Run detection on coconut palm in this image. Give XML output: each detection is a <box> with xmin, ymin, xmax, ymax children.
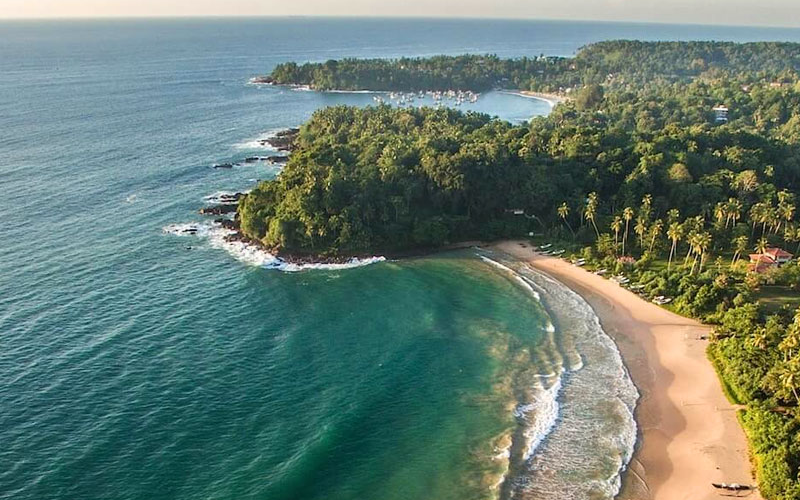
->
<box><xmin>666</xmin><ymin>222</ymin><xmax>683</xmax><ymax>270</ymax></box>
<box><xmin>634</xmin><ymin>216</ymin><xmax>648</xmax><ymax>249</ymax></box>
<box><xmin>557</xmin><ymin>202</ymin><xmax>574</xmax><ymax>237</ymax></box>
<box><xmin>779</xmin><ymin>360</ymin><xmax>800</xmax><ymax>404</ymax></box>
<box><xmin>694</xmin><ymin>232</ymin><xmax>712</xmax><ymax>274</ymax></box>
<box><xmin>584</xmin><ymin>192</ymin><xmax>600</xmax><ymax>238</ymax></box>
<box><xmin>648</xmin><ymin>219</ymin><xmax>663</xmax><ymax>253</ymax></box>
<box><xmin>755</xmin><ymin>237</ymin><xmax>769</xmax><ymax>255</ymax></box>
<box><xmin>714</xmin><ymin>201</ymin><xmax>726</xmax><ymax>228</ymax></box>
<box><xmin>640</xmin><ymin>194</ymin><xmax>652</xmax><ymax>221</ymax></box>
<box><xmin>748</xmin><ymin>329</ymin><xmax>769</xmax><ymax>350</ymax></box>
<box><xmin>667</xmin><ymin>208</ymin><xmax>680</xmax><ymax>224</ymax></box>
<box><xmin>750</xmin><ymin>202</ymin><xmax>765</xmax><ymax>238</ymax></box>
<box><xmin>611</xmin><ymin>216</ymin><xmax>623</xmax><ymax>249</ymax></box>
<box><xmin>726</xmin><ymin>198</ymin><xmax>742</xmax><ymax>228</ymax></box>
<box><xmin>777</xmin><ymin>193</ymin><xmax>795</xmax><ymax>234</ymax></box>
<box><xmin>622</xmin><ymin>207</ymin><xmax>634</xmax><ymax>255</ymax></box>
<box><xmin>731</xmin><ymin>235</ymin><xmax>749</xmax><ymax>265</ymax></box>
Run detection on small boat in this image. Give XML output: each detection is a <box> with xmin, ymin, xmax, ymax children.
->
<box><xmin>712</xmin><ymin>483</ymin><xmax>753</xmax><ymax>491</ymax></box>
<box><xmin>539</xmin><ymin>243</ymin><xmax>553</xmax><ymax>250</ymax></box>
<box><xmin>551</xmin><ymin>249</ymin><xmax>565</xmax><ymax>256</ymax></box>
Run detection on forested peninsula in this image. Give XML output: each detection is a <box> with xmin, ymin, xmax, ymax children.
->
<box><xmin>239</xmin><ymin>41</ymin><xmax>800</xmax><ymax>499</ymax></box>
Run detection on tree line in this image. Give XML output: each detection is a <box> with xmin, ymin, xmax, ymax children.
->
<box><xmin>241</xmin><ymin>41</ymin><xmax>800</xmax><ymax>498</ymax></box>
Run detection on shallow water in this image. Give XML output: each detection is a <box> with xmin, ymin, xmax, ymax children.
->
<box><xmin>3</xmin><ymin>17</ymin><xmax>800</xmax><ymax>500</ymax></box>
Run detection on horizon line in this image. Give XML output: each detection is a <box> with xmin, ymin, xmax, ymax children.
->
<box><xmin>1</xmin><ymin>14</ymin><xmax>799</xmax><ymax>30</ymax></box>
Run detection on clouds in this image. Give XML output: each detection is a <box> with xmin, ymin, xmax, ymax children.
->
<box><xmin>1</xmin><ymin>0</ymin><xmax>799</xmax><ymax>27</ymax></box>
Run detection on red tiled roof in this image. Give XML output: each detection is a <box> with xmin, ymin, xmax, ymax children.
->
<box><xmin>749</xmin><ymin>253</ymin><xmax>777</xmax><ymax>264</ymax></box>
<box><xmin>766</xmin><ymin>247</ymin><xmax>793</xmax><ymax>259</ymax></box>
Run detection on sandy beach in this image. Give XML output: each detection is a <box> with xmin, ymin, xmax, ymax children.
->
<box><xmin>492</xmin><ymin>241</ymin><xmax>760</xmax><ymax>500</ymax></box>
<box><xmin>507</xmin><ymin>90</ymin><xmax>568</xmax><ymax>107</ymax></box>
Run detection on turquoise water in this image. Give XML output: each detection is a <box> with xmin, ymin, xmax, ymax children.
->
<box><xmin>3</xmin><ymin>17</ymin><xmax>800</xmax><ymax>500</ymax></box>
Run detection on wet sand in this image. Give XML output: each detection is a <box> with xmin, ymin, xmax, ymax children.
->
<box><xmin>492</xmin><ymin>241</ymin><xmax>760</xmax><ymax>500</ymax></box>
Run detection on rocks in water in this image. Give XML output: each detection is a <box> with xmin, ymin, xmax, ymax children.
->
<box><xmin>259</xmin><ymin>128</ymin><xmax>299</xmax><ymax>152</ymax></box>
<box><xmin>199</xmin><ymin>204</ymin><xmax>237</xmax><ymax>215</ymax></box>
<box><xmin>217</xmin><ymin>192</ymin><xmax>245</xmax><ymax>203</ymax></box>
<box><xmin>213</xmin><ymin>163</ymin><xmax>234</xmax><ymax>169</ymax></box>
<box><xmin>215</xmin><ymin>218</ymin><xmax>238</xmax><ymax>230</ymax></box>
<box><xmin>249</xmin><ymin>75</ymin><xmax>274</xmax><ymax>84</ymax></box>
<box><xmin>266</xmin><ymin>155</ymin><xmax>289</xmax><ymax>164</ymax></box>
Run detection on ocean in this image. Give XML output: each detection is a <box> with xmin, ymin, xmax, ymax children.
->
<box><xmin>3</xmin><ymin>17</ymin><xmax>800</xmax><ymax>500</ymax></box>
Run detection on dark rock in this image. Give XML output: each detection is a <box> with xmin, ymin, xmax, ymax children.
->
<box><xmin>215</xmin><ymin>218</ymin><xmax>238</xmax><ymax>230</ymax></box>
<box><xmin>250</xmin><ymin>76</ymin><xmax>274</xmax><ymax>84</ymax></box>
<box><xmin>213</xmin><ymin>163</ymin><xmax>234</xmax><ymax>169</ymax></box>
<box><xmin>199</xmin><ymin>204</ymin><xmax>237</xmax><ymax>215</ymax></box>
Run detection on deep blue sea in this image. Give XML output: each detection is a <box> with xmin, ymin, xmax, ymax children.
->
<box><xmin>3</xmin><ymin>17</ymin><xmax>800</xmax><ymax>500</ymax></box>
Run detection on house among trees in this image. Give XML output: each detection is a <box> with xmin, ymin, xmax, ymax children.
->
<box><xmin>712</xmin><ymin>105</ymin><xmax>729</xmax><ymax>123</ymax></box>
<box><xmin>748</xmin><ymin>247</ymin><xmax>794</xmax><ymax>273</ymax></box>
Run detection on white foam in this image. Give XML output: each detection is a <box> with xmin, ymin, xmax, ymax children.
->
<box><xmin>478</xmin><ymin>255</ymin><xmax>541</xmax><ymax>300</ymax></box>
<box><xmin>163</xmin><ymin>221</ymin><xmax>385</xmax><ymax>272</ymax></box>
<box><xmin>233</xmin><ymin>129</ymin><xmax>285</xmax><ymax>151</ymax></box>
<box><xmin>203</xmin><ymin>190</ymin><xmax>249</xmax><ymax>205</ymax></box>
<box><xmin>513</xmin><ymin>263</ymin><xmax>639</xmax><ymax>500</ymax></box>
<box><xmin>515</xmin><ymin>374</ymin><xmax>563</xmax><ymax>462</ymax></box>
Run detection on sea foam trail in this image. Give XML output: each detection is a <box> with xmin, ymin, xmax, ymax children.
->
<box><xmin>162</xmin><ymin>222</ymin><xmax>385</xmax><ymax>272</ymax></box>
<box><xmin>233</xmin><ymin>129</ymin><xmax>285</xmax><ymax>150</ymax></box>
<box><xmin>476</xmin><ymin>252</ymin><xmax>638</xmax><ymax>500</ymax></box>
<box><xmin>515</xmin><ymin>263</ymin><xmax>639</xmax><ymax>500</ymax></box>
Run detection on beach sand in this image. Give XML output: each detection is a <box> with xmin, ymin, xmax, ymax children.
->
<box><xmin>511</xmin><ymin>90</ymin><xmax>568</xmax><ymax>107</ymax></box>
<box><xmin>492</xmin><ymin>241</ymin><xmax>761</xmax><ymax>500</ymax></box>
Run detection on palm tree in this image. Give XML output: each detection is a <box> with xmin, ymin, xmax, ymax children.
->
<box><xmin>640</xmin><ymin>194</ymin><xmax>652</xmax><ymax>221</ymax></box>
<box><xmin>714</xmin><ymin>202</ymin><xmax>727</xmax><ymax>228</ymax></box>
<box><xmin>777</xmin><ymin>196</ymin><xmax>795</xmax><ymax>234</ymax></box>
<box><xmin>748</xmin><ymin>329</ymin><xmax>769</xmax><ymax>350</ymax></box>
<box><xmin>622</xmin><ymin>206</ymin><xmax>634</xmax><ymax>255</ymax></box>
<box><xmin>558</xmin><ymin>202</ymin><xmax>574</xmax><ymax>237</ymax></box>
<box><xmin>634</xmin><ymin>216</ymin><xmax>648</xmax><ymax>249</ymax></box>
<box><xmin>750</xmin><ymin>202</ymin><xmax>765</xmax><ymax>238</ymax></box>
<box><xmin>648</xmin><ymin>219</ymin><xmax>663</xmax><ymax>253</ymax></box>
<box><xmin>667</xmin><ymin>208</ymin><xmax>680</xmax><ymax>224</ymax></box>
<box><xmin>611</xmin><ymin>216</ymin><xmax>623</xmax><ymax>249</ymax></box>
<box><xmin>685</xmin><ymin>231</ymin><xmax>697</xmax><ymax>267</ymax></box>
<box><xmin>755</xmin><ymin>237</ymin><xmax>769</xmax><ymax>255</ymax></box>
<box><xmin>795</xmin><ymin>227</ymin><xmax>800</xmax><ymax>255</ymax></box>
<box><xmin>731</xmin><ymin>235</ymin><xmax>749</xmax><ymax>265</ymax></box>
<box><xmin>779</xmin><ymin>360</ymin><xmax>800</xmax><ymax>404</ymax></box>
<box><xmin>584</xmin><ymin>192</ymin><xmax>600</xmax><ymax>238</ymax></box>
<box><xmin>726</xmin><ymin>198</ymin><xmax>742</xmax><ymax>228</ymax></box>
<box><xmin>693</xmin><ymin>232</ymin><xmax>712</xmax><ymax>274</ymax></box>
<box><xmin>666</xmin><ymin>222</ymin><xmax>683</xmax><ymax>270</ymax></box>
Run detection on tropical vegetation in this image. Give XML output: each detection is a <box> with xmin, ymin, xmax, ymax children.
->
<box><xmin>240</xmin><ymin>41</ymin><xmax>800</xmax><ymax>498</ymax></box>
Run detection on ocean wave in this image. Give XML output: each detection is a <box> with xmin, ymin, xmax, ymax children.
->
<box><xmin>515</xmin><ymin>374</ymin><xmax>563</xmax><ymax>462</ymax></box>
<box><xmin>475</xmin><ymin>252</ymin><xmax>639</xmax><ymax>499</ymax></box>
<box><xmin>203</xmin><ymin>190</ymin><xmax>249</xmax><ymax>205</ymax></box>
<box><xmin>515</xmin><ymin>263</ymin><xmax>639</xmax><ymax>500</ymax></box>
<box><xmin>477</xmin><ymin>255</ymin><xmax>541</xmax><ymax>300</ymax></box>
<box><xmin>163</xmin><ymin>222</ymin><xmax>385</xmax><ymax>272</ymax></box>
<box><xmin>233</xmin><ymin>129</ymin><xmax>284</xmax><ymax>151</ymax></box>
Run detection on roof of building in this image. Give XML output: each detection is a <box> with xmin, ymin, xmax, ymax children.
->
<box><xmin>766</xmin><ymin>247</ymin><xmax>793</xmax><ymax>259</ymax></box>
<box><xmin>749</xmin><ymin>253</ymin><xmax>777</xmax><ymax>264</ymax></box>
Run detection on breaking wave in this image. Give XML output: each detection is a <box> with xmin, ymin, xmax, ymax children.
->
<box><xmin>162</xmin><ymin>222</ymin><xmax>385</xmax><ymax>272</ymax></box>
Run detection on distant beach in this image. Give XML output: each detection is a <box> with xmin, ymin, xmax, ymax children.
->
<box><xmin>492</xmin><ymin>241</ymin><xmax>760</xmax><ymax>500</ymax></box>
<box><xmin>504</xmin><ymin>90</ymin><xmax>568</xmax><ymax>108</ymax></box>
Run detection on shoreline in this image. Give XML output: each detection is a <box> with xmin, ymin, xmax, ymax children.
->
<box><xmin>504</xmin><ymin>90</ymin><xmax>567</xmax><ymax>108</ymax></box>
<box><xmin>491</xmin><ymin>240</ymin><xmax>760</xmax><ymax>500</ymax></box>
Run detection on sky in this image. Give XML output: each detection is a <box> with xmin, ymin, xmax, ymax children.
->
<box><xmin>2</xmin><ymin>0</ymin><xmax>800</xmax><ymax>28</ymax></box>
